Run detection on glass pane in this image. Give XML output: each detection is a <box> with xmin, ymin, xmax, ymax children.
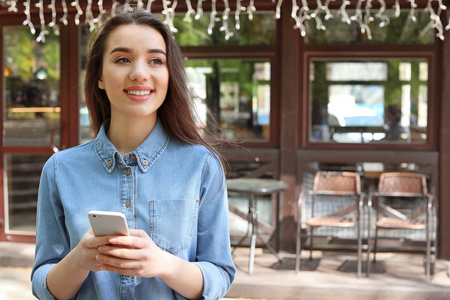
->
<box><xmin>4</xmin><ymin>154</ymin><xmax>50</xmax><ymax>233</ymax></box>
<box><xmin>79</xmin><ymin>26</ymin><xmax>95</xmax><ymax>144</ymax></box>
<box><xmin>327</xmin><ymin>62</ymin><xmax>387</xmax><ymax>81</ymax></box>
<box><xmin>172</xmin><ymin>13</ymin><xmax>276</xmax><ymax>46</ymax></box>
<box><xmin>310</xmin><ymin>59</ymin><xmax>428</xmax><ymax>144</ymax></box>
<box><xmin>399</xmin><ymin>63</ymin><xmax>412</xmax><ymax>81</ymax></box>
<box><xmin>3</xmin><ymin>26</ymin><xmax>60</xmax><ymax>146</ymax></box>
<box><xmin>305</xmin><ymin>11</ymin><xmax>434</xmax><ymax>45</ymax></box>
<box><xmin>419</xmin><ymin>63</ymin><xmax>428</xmax><ymax>81</ymax></box>
<box><xmin>185</xmin><ymin>59</ymin><xmax>271</xmax><ymax>142</ymax></box>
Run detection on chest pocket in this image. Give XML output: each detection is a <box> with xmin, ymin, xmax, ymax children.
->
<box><xmin>149</xmin><ymin>199</ymin><xmax>199</xmax><ymax>255</ymax></box>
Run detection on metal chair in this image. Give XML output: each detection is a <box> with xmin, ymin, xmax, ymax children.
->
<box><xmin>367</xmin><ymin>172</ymin><xmax>435</xmax><ymax>280</ymax></box>
<box><xmin>296</xmin><ymin>171</ymin><xmax>365</xmax><ymax>277</ymax></box>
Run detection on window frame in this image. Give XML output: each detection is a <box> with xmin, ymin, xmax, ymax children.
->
<box><xmin>302</xmin><ymin>45</ymin><xmax>438</xmax><ymax>150</ymax></box>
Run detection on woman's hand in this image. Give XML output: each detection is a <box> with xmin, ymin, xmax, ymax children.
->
<box><xmin>73</xmin><ymin>228</ymin><xmax>112</xmax><ymax>272</ymax></box>
<box><xmin>94</xmin><ymin>229</ymin><xmax>204</xmax><ymax>299</ymax></box>
<box><xmin>95</xmin><ymin>229</ymin><xmax>167</xmax><ymax>278</ymax></box>
<box><xmin>46</xmin><ymin>228</ymin><xmax>112</xmax><ymax>299</ymax></box>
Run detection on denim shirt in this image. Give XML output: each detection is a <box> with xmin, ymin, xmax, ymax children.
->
<box><xmin>31</xmin><ymin>119</ymin><xmax>236</xmax><ymax>300</ymax></box>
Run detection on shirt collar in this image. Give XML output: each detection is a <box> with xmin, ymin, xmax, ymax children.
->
<box><xmin>94</xmin><ymin>118</ymin><xmax>170</xmax><ymax>174</ymax></box>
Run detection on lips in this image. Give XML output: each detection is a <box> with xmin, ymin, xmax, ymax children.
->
<box><xmin>124</xmin><ymin>86</ymin><xmax>154</xmax><ymax>101</ymax></box>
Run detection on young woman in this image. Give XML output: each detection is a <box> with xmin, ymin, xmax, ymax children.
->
<box><xmin>31</xmin><ymin>7</ymin><xmax>235</xmax><ymax>300</ymax></box>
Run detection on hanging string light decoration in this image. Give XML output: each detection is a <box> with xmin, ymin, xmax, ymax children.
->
<box><xmin>183</xmin><ymin>0</ymin><xmax>196</xmax><ymax>21</ymax></box>
<box><xmin>21</xmin><ymin>0</ymin><xmax>36</xmax><ymax>35</ymax></box>
<box><xmin>0</xmin><ymin>0</ymin><xmax>449</xmax><ymax>41</ymax></box>
<box><xmin>72</xmin><ymin>0</ymin><xmax>84</xmax><ymax>25</ymax></box>
<box><xmin>60</xmin><ymin>0</ymin><xmax>69</xmax><ymax>25</ymax></box>
<box><xmin>48</xmin><ymin>0</ymin><xmax>60</xmax><ymax>36</ymax></box>
<box><xmin>219</xmin><ymin>0</ymin><xmax>233</xmax><ymax>40</ymax></box>
<box><xmin>235</xmin><ymin>0</ymin><xmax>244</xmax><ymax>29</ymax></box>
<box><xmin>35</xmin><ymin>0</ymin><xmax>49</xmax><ymax>42</ymax></box>
<box><xmin>6</xmin><ymin>0</ymin><xmax>18</xmax><ymax>12</ymax></box>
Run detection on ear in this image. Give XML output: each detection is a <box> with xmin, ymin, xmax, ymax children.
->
<box><xmin>98</xmin><ymin>78</ymin><xmax>105</xmax><ymax>90</ymax></box>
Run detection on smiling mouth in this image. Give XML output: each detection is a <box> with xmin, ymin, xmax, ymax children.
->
<box><xmin>126</xmin><ymin>90</ymin><xmax>152</xmax><ymax>96</ymax></box>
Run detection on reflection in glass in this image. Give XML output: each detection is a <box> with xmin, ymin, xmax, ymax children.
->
<box><xmin>4</xmin><ymin>154</ymin><xmax>50</xmax><ymax>233</ymax></box>
<box><xmin>185</xmin><ymin>60</ymin><xmax>271</xmax><ymax>142</ymax></box>
<box><xmin>3</xmin><ymin>26</ymin><xmax>60</xmax><ymax>147</ymax></box>
<box><xmin>419</xmin><ymin>63</ymin><xmax>428</xmax><ymax>81</ymax></box>
<box><xmin>310</xmin><ymin>59</ymin><xmax>428</xmax><ymax>144</ymax></box>
<box><xmin>399</xmin><ymin>63</ymin><xmax>412</xmax><ymax>81</ymax></box>
<box><xmin>326</xmin><ymin>62</ymin><xmax>387</xmax><ymax>81</ymax></box>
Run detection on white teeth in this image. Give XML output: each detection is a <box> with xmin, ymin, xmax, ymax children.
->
<box><xmin>127</xmin><ymin>90</ymin><xmax>151</xmax><ymax>96</ymax></box>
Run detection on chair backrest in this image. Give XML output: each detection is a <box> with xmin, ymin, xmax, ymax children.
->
<box><xmin>313</xmin><ymin>171</ymin><xmax>361</xmax><ymax>195</ymax></box>
<box><xmin>378</xmin><ymin>172</ymin><xmax>427</xmax><ymax>196</ymax></box>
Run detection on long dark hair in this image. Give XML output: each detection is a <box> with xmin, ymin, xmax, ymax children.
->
<box><xmin>84</xmin><ymin>7</ymin><xmax>225</xmax><ymax>169</ymax></box>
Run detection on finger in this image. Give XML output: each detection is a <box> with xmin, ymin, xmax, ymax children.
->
<box><xmin>98</xmin><ymin>245</ymin><xmax>135</xmax><ymax>259</ymax></box>
<box><xmin>129</xmin><ymin>229</ymin><xmax>149</xmax><ymax>238</ymax></box>
<box><xmin>85</xmin><ymin>235</ymin><xmax>112</xmax><ymax>248</ymax></box>
<box><xmin>108</xmin><ymin>235</ymin><xmax>149</xmax><ymax>249</ymax></box>
<box><xmin>96</xmin><ymin>253</ymin><xmax>139</xmax><ymax>270</ymax></box>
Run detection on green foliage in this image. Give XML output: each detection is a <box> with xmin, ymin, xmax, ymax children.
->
<box><xmin>4</xmin><ymin>26</ymin><xmax>60</xmax><ymax>80</ymax></box>
<box><xmin>305</xmin><ymin>11</ymin><xmax>434</xmax><ymax>45</ymax></box>
<box><xmin>173</xmin><ymin>13</ymin><xmax>276</xmax><ymax>46</ymax></box>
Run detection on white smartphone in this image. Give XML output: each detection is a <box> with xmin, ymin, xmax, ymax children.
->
<box><xmin>88</xmin><ymin>211</ymin><xmax>130</xmax><ymax>236</ymax></box>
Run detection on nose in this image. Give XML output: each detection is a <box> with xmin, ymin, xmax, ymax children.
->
<box><xmin>129</xmin><ymin>60</ymin><xmax>150</xmax><ymax>82</ymax></box>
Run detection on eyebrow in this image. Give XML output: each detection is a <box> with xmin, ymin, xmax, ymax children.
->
<box><xmin>109</xmin><ymin>47</ymin><xmax>166</xmax><ymax>56</ymax></box>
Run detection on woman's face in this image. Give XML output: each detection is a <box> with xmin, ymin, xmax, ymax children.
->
<box><xmin>98</xmin><ymin>24</ymin><xmax>169</xmax><ymax>124</ymax></box>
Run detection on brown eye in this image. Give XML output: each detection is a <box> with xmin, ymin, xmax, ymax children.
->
<box><xmin>149</xmin><ymin>58</ymin><xmax>164</xmax><ymax>65</ymax></box>
<box><xmin>116</xmin><ymin>57</ymin><xmax>131</xmax><ymax>64</ymax></box>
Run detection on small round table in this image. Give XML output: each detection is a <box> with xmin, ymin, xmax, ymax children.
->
<box><xmin>227</xmin><ymin>178</ymin><xmax>289</xmax><ymax>274</ymax></box>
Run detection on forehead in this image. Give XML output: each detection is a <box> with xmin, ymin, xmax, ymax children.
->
<box><xmin>104</xmin><ymin>24</ymin><xmax>166</xmax><ymax>52</ymax></box>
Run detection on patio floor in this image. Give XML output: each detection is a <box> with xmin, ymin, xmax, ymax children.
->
<box><xmin>226</xmin><ymin>248</ymin><xmax>450</xmax><ymax>300</ymax></box>
<box><xmin>1</xmin><ymin>242</ymin><xmax>449</xmax><ymax>300</ymax></box>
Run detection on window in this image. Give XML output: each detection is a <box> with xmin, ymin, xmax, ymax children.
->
<box><xmin>3</xmin><ymin>26</ymin><xmax>61</xmax><ymax>147</ymax></box>
<box><xmin>177</xmin><ymin>12</ymin><xmax>276</xmax><ymax>144</ymax></box>
<box><xmin>309</xmin><ymin>58</ymin><xmax>428</xmax><ymax>144</ymax></box>
<box><xmin>185</xmin><ymin>59</ymin><xmax>271</xmax><ymax>142</ymax></box>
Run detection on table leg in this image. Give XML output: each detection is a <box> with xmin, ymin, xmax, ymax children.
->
<box><xmin>248</xmin><ymin>193</ymin><xmax>283</xmax><ymax>274</ymax></box>
<box><xmin>231</xmin><ymin>204</ymin><xmax>251</xmax><ymax>256</ymax></box>
<box><xmin>250</xmin><ymin>194</ymin><xmax>282</xmax><ymax>263</ymax></box>
<box><xmin>234</xmin><ymin>192</ymin><xmax>283</xmax><ymax>274</ymax></box>
<box><xmin>248</xmin><ymin>194</ymin><xmax>257</xmax><ymax>274</ymax></box>
<box><xmin>256</xmin><ymin>233</ymin><xmax>282</xmax><ymax>263</ymax></box>
<box><xmin>249</xmin><ymin>234</ymin><xmax>256</xmax><ymax>274</ymax></box>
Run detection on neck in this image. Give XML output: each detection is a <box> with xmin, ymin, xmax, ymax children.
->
<box><xmin>107</xmin><ymin>115</ymin><xmax>157</xmax><ymax>157</ymax></box>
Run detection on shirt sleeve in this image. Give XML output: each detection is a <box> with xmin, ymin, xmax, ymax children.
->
<box><xmin>194</xmin><ymin>153</ymin><xmax>236</xmax><ymax>300</ymax></box>
<box><xmin>31</xmin><ymin>155</ymin><xmax>69</xmax><ymax>300</ymax></box>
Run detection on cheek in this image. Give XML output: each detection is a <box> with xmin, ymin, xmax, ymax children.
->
<box><xmin>101</xmin><ymin>72</ymin><xmax>121</xmax><ymax>89</ymax></box>
<box><xmin>161</xmin><ymin>70</ymin><xmax>170</xmax><ymax>88</ymax></box>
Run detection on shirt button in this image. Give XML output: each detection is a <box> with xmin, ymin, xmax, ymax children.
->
<box><xmin>142</xmin><ymin>159</ymin><xmax>148</xmax><ymax>166</ymax></box>
<box><xmin>125</xmin><ymin>168</ymin><xmax>131</xmax><ymax>176</ymax></box>
<box><xmin>106</xmin><ymin>160</ymin><xmax>112</xmax><ymax>168</ymax></box>
<box><xmin>125</xmin><ymin>200</ymin><xmax>131</xmax><ymax>208</ymax></box>
<box><xmin>130</xmin><ymin>155</ymin><xmax>136</xmax><ymax>161</ymax></box>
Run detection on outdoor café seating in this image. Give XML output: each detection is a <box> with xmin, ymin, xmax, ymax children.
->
<box><xmin>296</xmin><ymin>171</ymin><xmax>366</xmax><ymax>277</ymax></box>
<box><xmin>367</xmin><ymin>172</ymin><xmax>436</xmax><ymax>280</ymax></box>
